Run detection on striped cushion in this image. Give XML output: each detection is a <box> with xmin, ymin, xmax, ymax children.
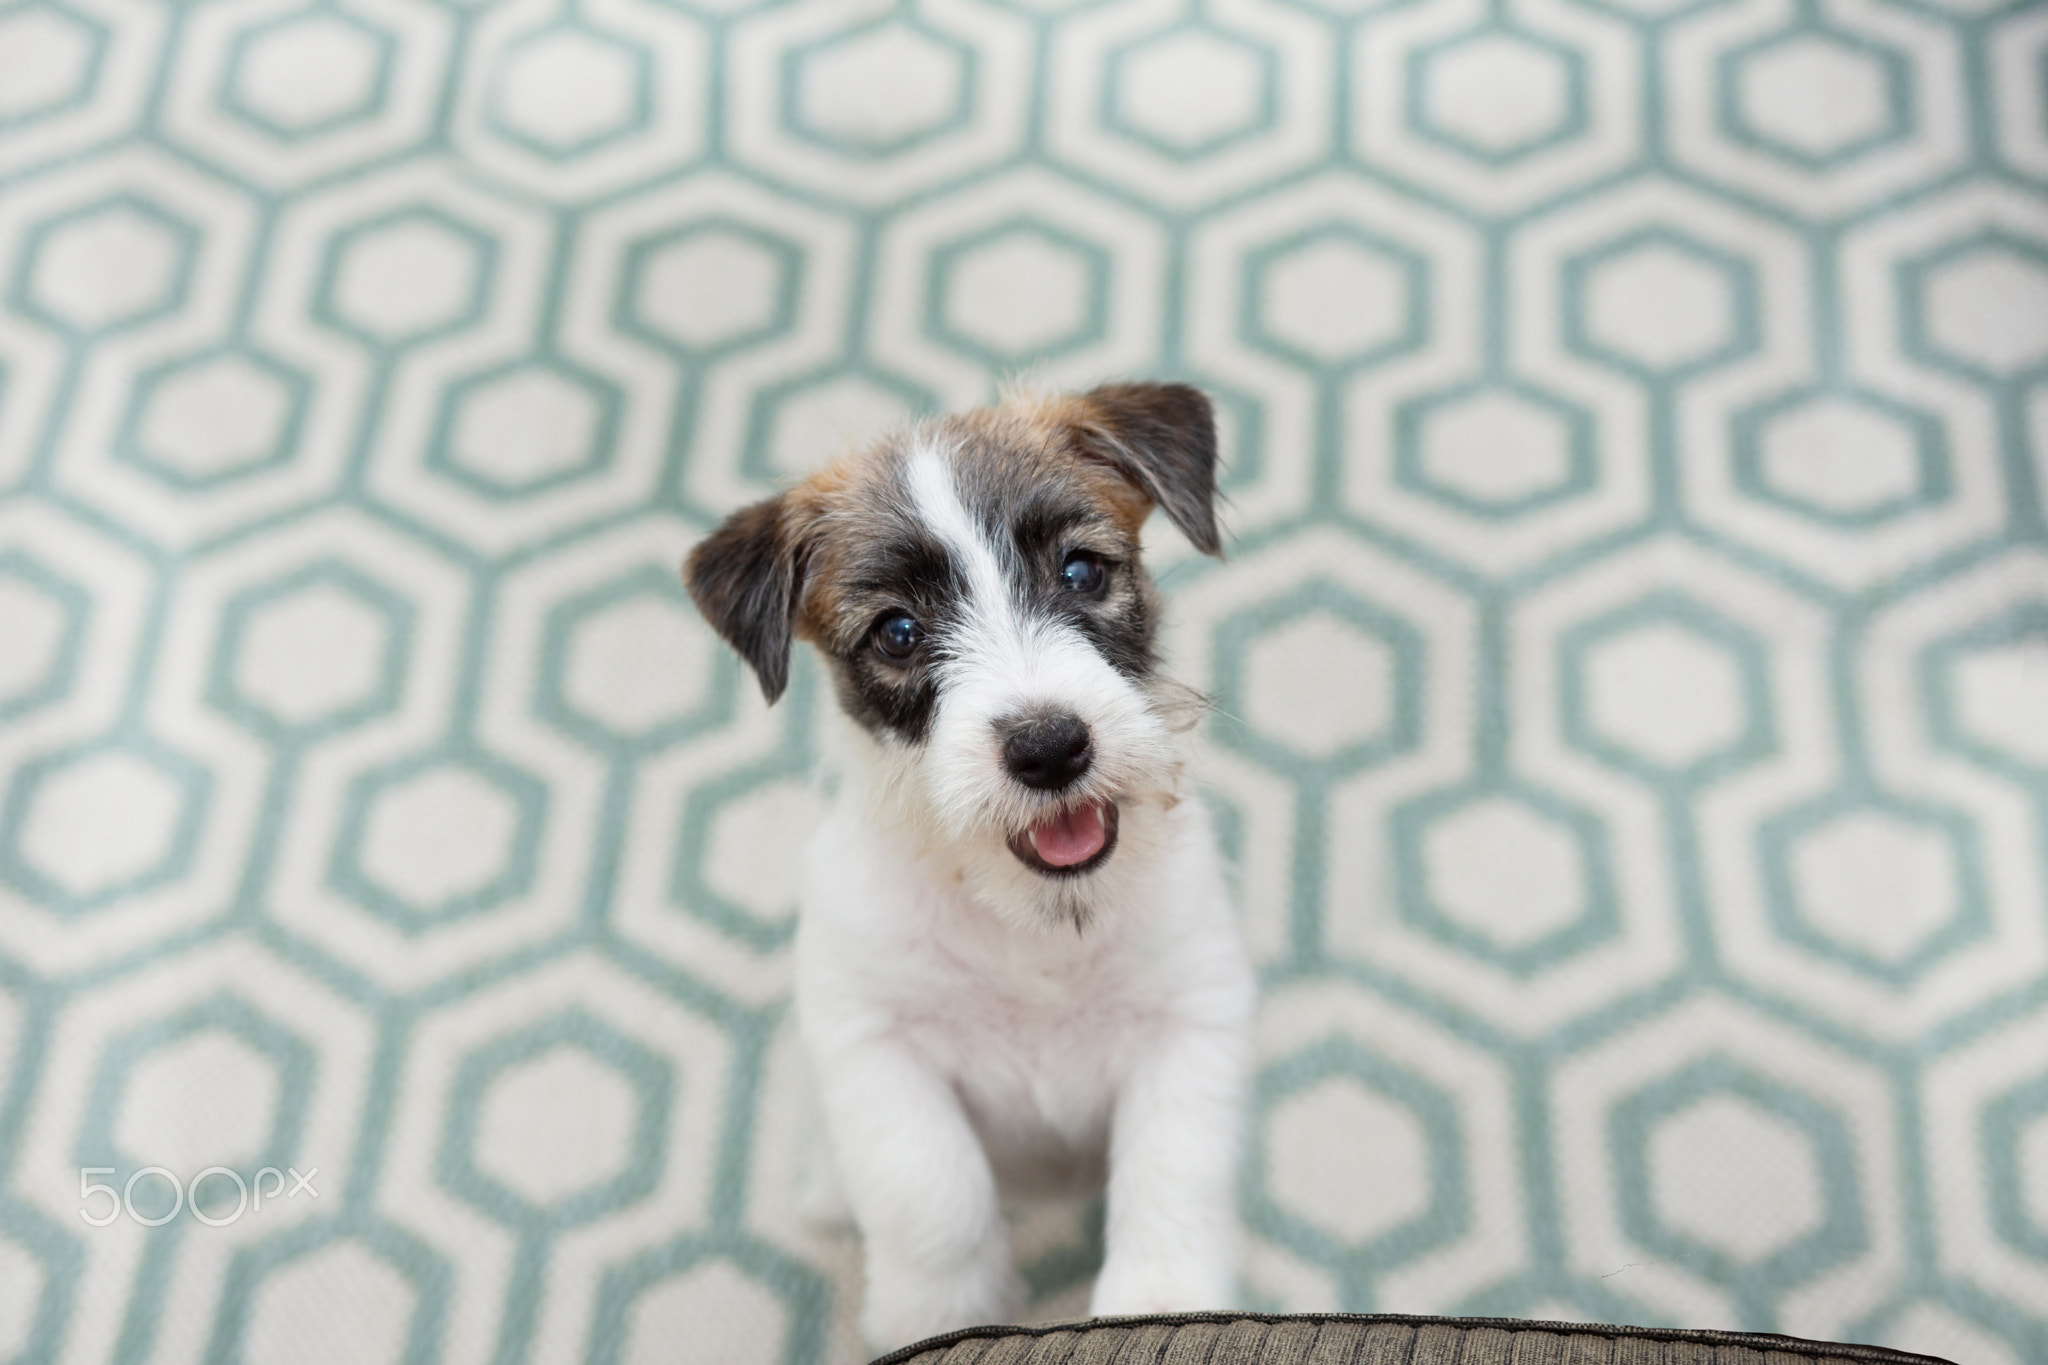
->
<box><xmin>873</xmin><ymin>1314</ymin><xmax>1958</xmax><ymax>1365</ymax></box>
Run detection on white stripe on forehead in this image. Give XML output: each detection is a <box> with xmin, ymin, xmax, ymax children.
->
<box><xmin>903</xmin><ymin>439</ymin><xmax>1015</xmax><ymax>627</ymax></box>
<box><xmin>900</xmin><ymin>436</ymin><xmax>1159</xmax><ymax>829</ymax></box>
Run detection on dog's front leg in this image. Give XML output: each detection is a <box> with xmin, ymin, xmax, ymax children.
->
<box><xmin>814</xmin><ymin>1039</ymin><xmax>1022</xmax><ymax>1348</ymax></box>
<box><xmin>1090</xmin><ymin>1026</ymin><xmax>1248</xmax><ymax>1316</ymax></box>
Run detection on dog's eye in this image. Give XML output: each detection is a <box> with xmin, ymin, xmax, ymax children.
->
<box><xmin>1060</xmin><ymin>552</ymin><xmax>1106</xmax><ymax>595</ymax></box>
<box><xmin>871</xmin><ymin>613</ymin><xmax>924</xmax><ymax>661</ymax></box>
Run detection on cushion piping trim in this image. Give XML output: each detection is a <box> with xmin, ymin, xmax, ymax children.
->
<box><xmin>868</xmin><ymin>1311</ymin><xmax>1957</xmax><ymax>1365</ymax></box>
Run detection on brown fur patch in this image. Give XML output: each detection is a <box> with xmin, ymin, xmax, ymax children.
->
<box><xmin>993</xmin><ymin>384</ymin><xmax>1220</xmax><ymax>552</ymax></box>
<box><xmin>1001</xmin><ymin>394</ymin><xmax>1159</xmax><ymax>540</ymax></box>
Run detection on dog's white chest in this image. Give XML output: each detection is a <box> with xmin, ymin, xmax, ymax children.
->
<box><xmin>796</xmin><ymin>795</ymin><xmax>1212</xmax><ymax>1151</ymax></box>
<box><xmin>893</xmin><ymin>918</ymin><xmax>1147</xmax><ymax>1147</ymax></box>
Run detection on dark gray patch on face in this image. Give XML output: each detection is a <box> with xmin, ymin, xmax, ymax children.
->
<box><xmin>943</xmin><ymin>420</ymin><xmax>1163</xmax><ymax>687</ymax></box>
<box><xmin>802</xmin><ymin>451</ymin><xmax>963</xmax><ymax>745</ymax></box>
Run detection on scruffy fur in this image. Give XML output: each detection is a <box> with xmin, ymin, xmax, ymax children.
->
<box><xmin>685</xmin><ymin>383</ymin><xmax>1256</xmax><ymax>1350</ymax></box>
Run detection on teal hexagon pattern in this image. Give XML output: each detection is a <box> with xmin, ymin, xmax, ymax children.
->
<box><xmin>0</xmin><ymin>4</ymin><xmax>2044</xmax><ymax>1364</ymax></box>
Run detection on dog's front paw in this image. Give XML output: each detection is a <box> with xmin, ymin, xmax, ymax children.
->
<box><xmin>1088</xmin><ymin>1257</ymin><xmax>1233</xmax><ymax>1318</ymax></box>
<box><xmin>861</xmin><ymin>1246</ymin><xmax>1023</xmax><ymax>1351</ymax></box>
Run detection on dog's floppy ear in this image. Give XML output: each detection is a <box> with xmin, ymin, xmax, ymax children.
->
<box><xmin>1068</xmin><ymin>381</ymin><xmax>1222</xmax><ymax>557</ymax></box>
<box><xmin>684</xmin><ymin>494</ymin><xmax>805</xmax><ymax>705</ymax></box>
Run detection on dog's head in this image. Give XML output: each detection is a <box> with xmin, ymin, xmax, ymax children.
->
<box><xmin>684</xmin><ymin>381</ymin><xmax>1221</xmax><ymax>926</ymax></box>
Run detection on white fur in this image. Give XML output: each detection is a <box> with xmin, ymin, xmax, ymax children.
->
<box><xmin>792</xmin><ymin>444</ymin><xmax>1257</xmax><ymax>1351</ymax></box>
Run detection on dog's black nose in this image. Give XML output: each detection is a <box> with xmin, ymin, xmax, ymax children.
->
<box><xmin>1002</xmin><ymin>712</ymin><xmax>1093</xmax><ymax>790</ymax></box>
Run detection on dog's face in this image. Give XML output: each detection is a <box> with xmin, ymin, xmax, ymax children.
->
<box><xmin>685</xmin><ymin>382</ymin><xmax>1221</xmax><ymax>927</ymax></box>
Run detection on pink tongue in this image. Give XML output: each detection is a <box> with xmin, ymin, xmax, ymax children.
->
<box><xmin>1030</xmin><ymin>801</ymin><xmax>1108</xmax><ymax>867</ymax></box>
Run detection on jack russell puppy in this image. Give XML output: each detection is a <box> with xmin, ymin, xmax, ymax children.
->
<box><xmin>685</xmin><ymin>382</ymin><xmax>1255</xmax><ymax>1351</ymax></box>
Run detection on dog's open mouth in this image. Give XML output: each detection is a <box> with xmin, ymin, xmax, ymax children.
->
<box><xmin>1008</xmin><ymin>798</ymin><xmax>1119</xmax><ymax>877</ymax></box>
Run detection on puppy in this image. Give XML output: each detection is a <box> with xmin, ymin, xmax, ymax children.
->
<box><xmin>685</xmin><ymin>382</ymin><xmax>1256</xmax><ymax>1350</ymax></box>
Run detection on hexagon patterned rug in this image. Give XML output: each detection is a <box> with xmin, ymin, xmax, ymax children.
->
<box><xmin>1</xmin><ymin>0</ymin><xmax>2045</xmax><ymax>1362</ymax></box>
